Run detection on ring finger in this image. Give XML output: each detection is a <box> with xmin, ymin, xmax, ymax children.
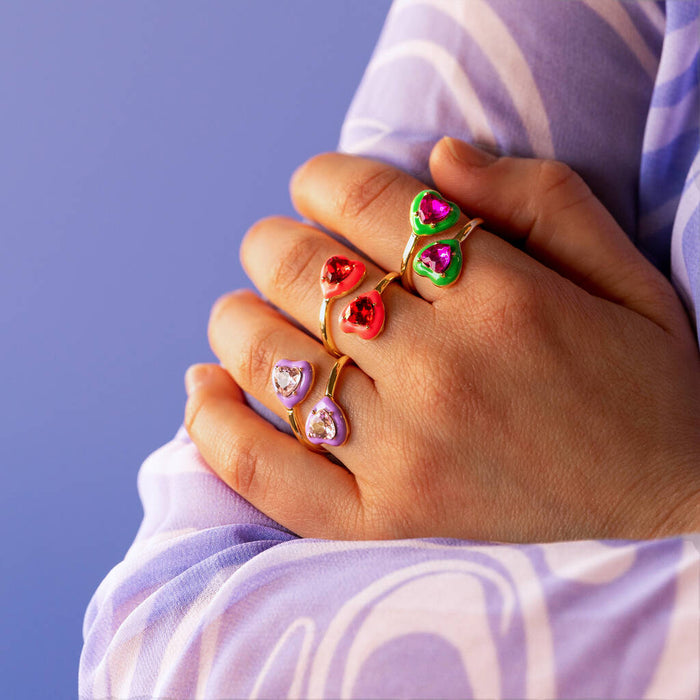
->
<box><xmin>208</xmin><ymin>288</ymin><xmax>382</xmax><ymax>469</ymax></box>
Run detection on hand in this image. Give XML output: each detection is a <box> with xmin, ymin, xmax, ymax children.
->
<box><xmin>184</xmin><ymin>138</ymin><xmax>700</xmax><ymax>541</ymax></box>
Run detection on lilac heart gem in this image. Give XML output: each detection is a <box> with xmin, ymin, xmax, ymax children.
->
<box><xmin>272</xmin><ymin>359</ymin><xmax>313</xmax><ymax>409</ymax></box>
<box><xmin>419</xmin><ymin>243</ymin><xmax>452</xmax><ymax>274</ymax></box>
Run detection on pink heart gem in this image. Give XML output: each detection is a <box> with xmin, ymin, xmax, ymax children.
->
<box><xmin>305</xmin><ymin>396</ymin><xmax>348</xmax><ymax>446</ymax></box>
<box><xmin>418</xmin><ymin>193</ymin><xmax>451</xmax><ymax>225</ymax></box>
<box><xmin>419</xmin><ymin>243</ymin><xmax>452</xmax><ymax>274</ymax></box>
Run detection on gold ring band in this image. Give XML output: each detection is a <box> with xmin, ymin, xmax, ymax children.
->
<box><xmin>319</xmin><ymin>256</ymin><xmax>367</xmax><ymax>357</ymax></box>
<box><xmin>305</xmin><ymin>355</ymin><xmax>351</xmax><ymax>448</ymax></box>
<box><xmin>402</xmin><ymin>216</ymin><xmax>483</xmax><ymax>291</ymax></box>
<box><xmin>271</xmin><ymin>359</ymin><xmax>326</xmax><ymax>452</ymax></box>
<box><xmin>338</xmin><ymin>271</ymin><xmax>400</xmax><ymax>341</ymax></box>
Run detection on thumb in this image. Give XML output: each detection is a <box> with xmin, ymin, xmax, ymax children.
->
<box><xmin>430</xmin><ymin>136</ymin><xmax>685</xmax><ymax>334</ymax></box>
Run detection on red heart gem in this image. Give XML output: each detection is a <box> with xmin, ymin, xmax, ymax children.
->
<box><xmin>320</xmin><ymin>256</ymin><xmax>366</xmax><ymax>299</ymax></box>
<box><xmin>339</xmin><ymin>290</ymin><xmax>385</xmax><ymax>340</ymax></box>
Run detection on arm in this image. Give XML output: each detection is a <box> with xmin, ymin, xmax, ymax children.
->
<box><xmin>80</xmin><ymin>433</ymin><xmax>699</xmax><ymax>699</ymax></box>
<box><xmin>81</xmin><ymin>1</ymin><xmax>700</xmax><ymax>698</ymax></box>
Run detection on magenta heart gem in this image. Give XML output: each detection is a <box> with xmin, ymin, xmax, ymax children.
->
<box><xmin>419</xmin><ymin>243</ymin><xmax>453</xmax><ymax>274</ymax></box>
<box><xmin>418</xmin><ymin>192</ymin><xmax>452</xmax><ymax>225</ymax></box>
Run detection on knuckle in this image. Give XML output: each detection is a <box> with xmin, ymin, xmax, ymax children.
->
<box><xmin>235</xmin><ymin>324</ymin><xmax>280</xmax><ymax>391</ymax></box>
<box><xmin>208</xmin><ymin>291</ymin><xmax>239</xmax><ymax>349</ymax></box>
<box><xmin>268</xmin><ymin>233</ymin><xmax>320</xmax><ymax>298</ymax></box>
<box><xmin>498</xmin><ymin>273</ymin><xmax>541</xmax><ymax>328</ymax></box>
<box><xmin>336</xmin><ymin>163</ymin><xmax>402</xmax><ymax>221</ymax></box>
<box><xmin>475</xmin><ymin>271</ymin><xmax>543</xmax><ymax>339</ymax></box>
<box><xmin>394</xmin><ymin>335</ymin><xmax>467</xmax><ymax>421</ymax></box>
<box><xmin>502</xmin><ymin>271</ymin><xmax>540</xmax><ymax>313</ymax></box>
<box><xmin>184</xmin><ymin>390</ymin><xmax>208</xmax><ymax>437</ymax></box>
<box><xmin>534</xmin><ymin>159</ymin><xmax>592</xmax><ymax>215</ymax></box>
<box><xmin>420</xmin><ymin>356</ymin><xmax>468</xmax><ymax>418</ymax></box>
<box><xmin>535</xmin><ymin>159</ymin><xmax>577</xmax><ymax>194</ymax></box>
<box><xmin>221</xmin><ymin>432</ymin><xmax>263</xmax><ymax>499</ymax></box>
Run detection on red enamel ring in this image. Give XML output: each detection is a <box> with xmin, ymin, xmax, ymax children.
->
<box><xmin>319</xmin><ymin>255</ymin><xmax>366</xmax><ymax>357</ymax></box>
<box><xmin>339</xmin><ymin>272</ymin><xmax>400</xmax><ymax>341</ymax></box>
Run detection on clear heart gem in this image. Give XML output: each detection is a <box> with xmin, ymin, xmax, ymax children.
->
<box><xmin>273</xmin><ymin>366</ymin><xmax>302</xmax><ymax>398</ymax></box>
<box><xmin>307</xmin><ymin>408</ymin><xmax>337</xmax><ymax>440</ymax></box>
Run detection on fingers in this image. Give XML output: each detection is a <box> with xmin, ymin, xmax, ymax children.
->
<box><xmin>184</xmin><ymin>363</ymin><xmax>361</xmax><ymax>539</ymax></box>
<box><xmin>239</xmin><ymin>215</ymin><xmax>434</xmax><ymax>380</ymax></box>
<box><xmin>290</xmin><ymin>153</ymin><xmax>411</xmax><ymax>274</ymax></box>
<box><xmin>207</xmin><ymin>288</ymin><xmax>382</xmax><ymax>466</ymax></box>
<box><xmin>429</xmin><ymin>137</ymin><xmax>687</xmax><ymax>333</ymax></box>
<box><xmin>289</xmin><ymin>151</ymin><xmax>528</xmax><ymax>305</ymax></box>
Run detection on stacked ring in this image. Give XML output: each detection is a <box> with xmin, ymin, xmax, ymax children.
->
<box><xmin>412</xmin><ymin>217</ymin><xmax>482</xmax><ymax>287</ymax></box>
<box><xmin>339</xmin><ymin>271</ymin><xmax>400</xmax><ymax>340</ymax></box>
<box><xmin>305</xmin><ymin>354</ymin><xmax>351</xmax><ymax>448</ymax></box>
<box><xmin>272</xmin><ymin>359</ymin><xmax>325</xmax><ymax>452</ymax></box>
<box><xmin>274</xmin><ymin>188</ymin><xmax>486</xmax><ymax>454</ymax></box>
<box><xmin>400</xmin><ymin>188</ymin><xmax>482</xmax><ymax>291</ymax></box>
<box><xmin>319</xmin><ymin>256</ymin><xmax>366</xmax><ymax>357</ymax></box>
<box><xmin>272</xmin><ymin>356</ymin><xmax>352</xmax><ymax>451</ymax></box>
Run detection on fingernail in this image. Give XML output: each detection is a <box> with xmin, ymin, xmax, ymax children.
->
<box><xmin>185</xmin><ymin>364</ymin><xmax>213</xmax><ymax>396</ymax></box>
<box><xmin>443</xmin><ymin>136</ymin><xmax>497</xmax><ymax>167</ymax></box>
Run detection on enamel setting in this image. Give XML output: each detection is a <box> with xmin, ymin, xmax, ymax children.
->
<box><xmin>320</xmin><ymin>256</ymin><xmax>366</xmax><ymax>299</ymax></box>
<box><xmin>410</xmin><ymin>189</ymin><xmax>459</xmax><ymax>236</ymax></box>
<box><xmin>305</xmin><ymin>395</ymin><xmax>348</xmax><ymax>446</ymax></box>
<box><xmin>271</xmin><ymin>359</ymin><xmax>313</xmax><ymax>409</ymax></box>
<box><xmin>413</xmin><ymin>238</ymin><xmax>463</xmax><ymax>286</ymax></box>
<box><xmin>338</xmin><ymin>289</ymin><xmax>386</xmax><ymax>340</ymax></box>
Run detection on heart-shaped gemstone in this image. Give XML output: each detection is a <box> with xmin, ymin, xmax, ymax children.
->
<box><xmin>271</xmin><ymin>359</ymin><xmax>313</xmax><ymax>409</ymax></box>
<box><xmin>410</xmin><ymin>189</ymin><xmax>460</xmax><ymax>235</ymax></box>
<box><xmin>418</xmin><ymin>192</ymin><xmax>451</xmax><ymax>225</ymax></box>
<box><xmin>305</xmin><ymin>395</ymin><xmax>348</xmax><ymax>446</ymax></box>
<box><xmin>308</xmin><ymin>408</ymin><xmax>336</xmax><ymax>440</ymax></box>
<box><xmin>273</xmin><ymin>366</ymin><xmax>301</xmax><ymax>396</ymax></box>
<box><xmin>420</xmin><ymin>243</ymin><xmax>452</xmax><ymax>273</ymax></box>
<box><xmin>320</xmin><ymin>256</ymin><xmax>366</xmax><ymax>299</ymax></box>
<box><xmin>413</xmin><ymin>239</ymin><xmax>463</xmax><ymax>286</ymax></box>
<box><xmin>339</xmin><ymin>289</ymin><xmax>385</xmax><ymax>340</ymax></box>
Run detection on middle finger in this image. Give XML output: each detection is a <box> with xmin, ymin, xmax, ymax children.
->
<box><xmin>240</xmin><ymin>215</ymin><xmax>434</xmax><ymax>382</ymax></box>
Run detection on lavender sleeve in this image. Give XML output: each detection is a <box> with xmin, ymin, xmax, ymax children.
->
<box><xmin>80</xmin><ymin>2</ymin><xmax>700</xmax><ymax>698</ymax></box>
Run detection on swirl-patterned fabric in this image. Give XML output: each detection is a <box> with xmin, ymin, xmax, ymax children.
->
<box><xmin>80</xmin><ymin>1</ymin><xmax>700</xmax><ymax>698</ymax></box>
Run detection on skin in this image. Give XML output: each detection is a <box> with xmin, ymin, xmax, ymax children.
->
<box><xmin>183</xmin><ymin>137</ymin><xmax>700</xmax><ymax>542</ymax></box>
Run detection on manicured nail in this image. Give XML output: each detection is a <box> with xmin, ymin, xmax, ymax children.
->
<box><xmin>185</xmin><ymin>364</ymin><xmax>213</xmax><ymax>396</ymax></box>
<box><xmin>443</xmin><ymin>136</ymin><xmax>497</xmax><ymax>167</ymax></box>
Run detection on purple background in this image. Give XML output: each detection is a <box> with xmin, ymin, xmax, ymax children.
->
<box><xmin>0</xmin><ymin>2</ymin><xmax>390</xmax><ymax>696</ymax></box>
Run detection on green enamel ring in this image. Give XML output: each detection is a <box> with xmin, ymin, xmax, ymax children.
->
<box><xmin>412</xmin><ymin>239</ymin><xmax>463</xmax><ymax>286</ymax></box>
<box><xmin>410</xmin><ymin>189</ymin><xmax>460</xmax><ymax>236</ymax></box>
